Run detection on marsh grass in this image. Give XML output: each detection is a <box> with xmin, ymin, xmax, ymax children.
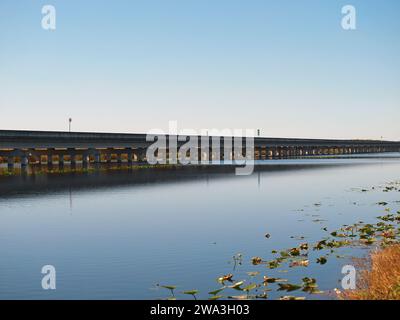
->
<box><xmin>340</xmin><ymin>245</ymin><xmax>400</xmax><ymax>300</ymax></box>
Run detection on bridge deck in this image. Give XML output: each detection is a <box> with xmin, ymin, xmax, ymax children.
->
<box><xmin>0</xmin><ymin>130</ymin><xmax>398</xmax><ymax>149</ymax></box>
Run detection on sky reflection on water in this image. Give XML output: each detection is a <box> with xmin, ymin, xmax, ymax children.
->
<box><xmin>0</xmin><ymin>156</ymin><xmax>400</xmax><ymax>299</ymax></box>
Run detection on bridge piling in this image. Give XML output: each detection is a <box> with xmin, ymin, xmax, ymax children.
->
<box><xmin>59</xmin><ymin>155</ymin><xmax>64</xmax><ymax>168</ymax></box>
<box><xmin>21</xmin><ymin>154</ymin><xmax>28</xmax><ymax>168</ymax></box>
<box><xmin>7</xmin><ymin>155</ymin><xmax>15</xmax><ymax>169</ymax></box>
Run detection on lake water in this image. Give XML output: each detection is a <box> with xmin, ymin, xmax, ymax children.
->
<box><xmin>1</xmin><ymin>154</ymin><xmax>400</xmax><ymax>299</ymax></box>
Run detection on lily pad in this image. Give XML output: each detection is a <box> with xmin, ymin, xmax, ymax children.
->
<box><xmin>277</xmin><ymin>283</ymin><xmax>302</xmax><ymax>292</ymax></box>
<box><xmin>230</xmin><ymin>281</ymin><xmax>244</xmax><ymax>290</ymax></box>
<box><xmin>208</xmin><ymin>288</ymin><xmax>225</xmax><ymax>295</ymax></box>
<box><xmin>243</xmin><ymin>283</ymin><xmax>257</xmax><ymax>292</ymax></box>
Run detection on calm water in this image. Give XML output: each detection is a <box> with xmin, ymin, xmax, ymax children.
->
<box><xmin>1</xmin><ymin>155</ymin><xmax>400</xmax><ymax>299</ymax></box>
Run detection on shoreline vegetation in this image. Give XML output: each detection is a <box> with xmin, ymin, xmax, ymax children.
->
<box><xmin>339</xmin><ymin>244</ymin><xmax>400</xmax><ymax>300</ymax></box>
<box><xmin>156</xmin><ymin>180</ymin><xmax>400</xmax><ymax>300</ymax></box>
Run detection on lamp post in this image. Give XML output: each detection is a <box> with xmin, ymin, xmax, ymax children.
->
<box><xmin>69</xmin><ymin>118</ymin><xmax>72</xmax><ymax>132</ymax></box>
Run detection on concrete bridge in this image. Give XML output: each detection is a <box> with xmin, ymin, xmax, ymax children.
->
<box><xmin>1</xmin><ymin>130</ymin><xmax>400</xmax><ymax>169</ymax></box>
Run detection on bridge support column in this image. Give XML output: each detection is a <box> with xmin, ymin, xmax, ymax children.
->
<box><xmin>47</xmin><ymin>148</ymin><xmax>55</xmax><ymax>166</ymax></box>
<box><xmin>7</xmin><ymin>155</ymin><xmax>15</xmax><ymax>169</ymax></box>
<box><xmin>271</xmin><ymin>147</ymin><xmax>277</xmax><ymax>158</ymax></box>
<box><xmin>281</xmin><ymin>147</ymin><xmax>287</xmax><ymax>158</ymax></box>
<box><xmin>127</xmin><ymin>149</ymin><xmax>133</xmax><ymax>164</ymax></box>
<box><xmin>264</xmin><ymin>147</ymin><xmax>270</xmax><ymax>158</ymax></box>
<box><xmin>262</xmin><ymin>146</ymin><xmax>268</xmax><ymax>160</ymax></box>
<box><xmin>258</xmin><ymin>147</ymin><xmax>263</xmax><ymax>160</ymax></box>
<box><xmin>253</xmin><ymin>147</ymin><xmax>258</xmax><ymax>160</ymax></box>
<box><xmin>116</xmin><ymin>152</ymin><xmax>122</xmax><ymax>164</ymax></box>
<box><xmin>47</xmin><ymin>154</ymin><xmax>53</xmax><ymax>166</ymax></box>
<box><xmin>195</xmin><ymin>137</ymin><xmax>202</xmax><ymax>164</ymax></box>
<box><xmin>21</xmin><ymin>154</ymin><xmax>29</xmax><ymax>168</ymax></box>
<box><xmin>280</xmin><ymin>147</ymin><xmax>285</xmax><ymax>158</ymax></box>
<box><xmin>58</xmin><ymin>155</ymin><xmax>65</xmax><ymax>167</ymax></box>
<box><xmin>219</xmin><ymin>140</ymin><xmax>228</xmax><ymax>164</ymax></box>
<box><xmin>135</xmin><ymin>148</ymin><xmax>146</xmax><ymax>163</ymax></box>
<box><xmin>203</xmin><ymin>146</ymin><xmax>212</xmax><ymax>163</ymax></box>
<box><xmin>167</xmin><ymin>148</ymin><xmax>173</xmax><ymax>164</ymax></box>
<box><xmin>208</xmin><ymin>147</ymin><xmax>213</xmax><ymax>163</ymax></box>
<box><xmin>82</xmin><ymin>154</ymin><xmax>89</xmax><ymax>166</ymax></box>
<box><xmin>219</xmin><ymin>143</ymin><xmax>225</xmax><ymax>163</ymax></box>
<box><xmin>70</xmin><ymin>153</ymin><xmax>76</xmax><ymax>166</ymax></box>
<box><xmin>196</xmin><ymin>148</ymin><xmax>201</xmax><ymax>163</ymax></box>
<box><xmin>160</xmin><ymin>148</ymin><xmax>169</xmax><ymax>164</ymax></box>
<box><xmin>93</xmin><ymin>152</ymin><xmax>101</xmax><ymax>164</ymax></box>
<box><xmin>274</xmin><ymin>147</ymin><xmax>279</xmax><ymax>158</ymax></box>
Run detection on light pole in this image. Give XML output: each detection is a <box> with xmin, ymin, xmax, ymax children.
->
<box><xmin>69</xmin><ymin>118</ymin><xmax>72</xmax><ymax>132</ymax></box>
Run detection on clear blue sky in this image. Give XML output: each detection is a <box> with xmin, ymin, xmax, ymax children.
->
<box><xmin>0</xmin><ymin>0</ymin><xmax>399</xmax><ymax>139</ymax></box>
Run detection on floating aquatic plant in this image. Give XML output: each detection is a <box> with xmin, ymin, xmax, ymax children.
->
<box><xmin>182</xmin><ymin>290</ymin><xmax>199</xmax><ymax>300</ymax></box>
